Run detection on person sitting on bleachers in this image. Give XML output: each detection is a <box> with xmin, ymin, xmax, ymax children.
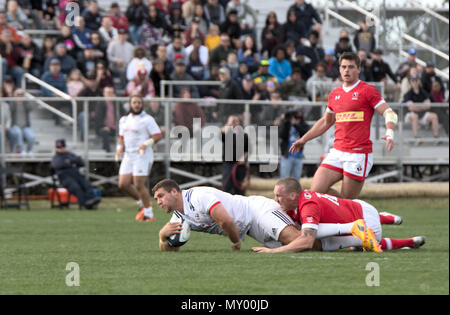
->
<box><xmin>268</xmin><ymin>45</ymin><xmax>292</xmax><ymax>83</ymax></box>
<box><xmin>82</xmin><ymin>0</ymin><xmax>102</xmax><ymax>32</ymax></box>
<box><xmin>226</xmin><ymin>0</ymin><xmax>258</xmax><ymax>38</ymax></box>
<box><xmin>0</xmin><ymin>28</ymin><xmax>26</xmax><ymax>86</ymax></box>
<box><xmin>107</xmin><ymin>2</ymin><xmax>129</xmax><ymax>32</ymax></box>
<box><xmin>43</xmin><ymin>42</ymin><xmax>77</xmax><ymax>76</ymax></box>
<box><xmin>261</xmin><ymin>11</ymin><xmax>284</xmax><ymax>58</ymax></box>
<box><xmin>403</xmin><ymin>74</ymin><xmax>439</xmax><ymax>139</ymax></box>
<box><xmin>51</xmin><ymin>139</ymin><xmax>101</xmax><ymax>210</ymax></box>
<box><xmin>126</xmin><ymin>68</ymin><xmax>156</xmax><ymax>99</ymax></box>
<box><xmin>107</xmin><ymin>28</ymin><xmax>134</xmax><ymax>89</ymax></box>
<box><xmin>219</xmin><ymin>9</ymin><xmax>241</xmax><ymax>49</ymax></box>
<box><xmin>71</xmin><ymin>16</ymin><xmax>92</xmax><ymax>60</ymax></box>
<box><xmin>126</xmin><ymin>46</ymin><xmax>152</xmax><ymax>82</ymax></box>
<box><xmin>283</xmin><ymin>9</ymin><xmax>306</xmax><ymax>46</ymax></box>
<box><xmin>174</xmin><ymin>88</ymin><xmax>206</xmax><ymax>136</ymax></box>
<box><xmin>288</xmin><ymin>0</ymin><xmax>322</xmax><ymax>36</ymax></box>
<box><xmin>334</xmin><ymin>29</ymin><xmax>353</xmax><ymax>60</ymax></box>
<box><xmin>98</xmin><ymin>16</ymin><xmax>119</xmax><ymax>46</ymax></box>
<box><xmin>204</xmin><ymin>0</ymin><xmax>225</xmax><ymax>26</ymax></box>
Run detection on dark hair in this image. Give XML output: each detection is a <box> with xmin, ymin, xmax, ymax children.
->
<box><xmin>151</xmin><ymin>179</ymin><xmax>181</xmax><ymax>195</ymax></box>
<box><xmin>338</xmin><ymin>52</ymin><xmax>361</xmax><ymax>68</ymax></box>
<box><xmin>275</xmin><ymin>177</ymin><xmax>302</xmax><ymax>194</ymax></box>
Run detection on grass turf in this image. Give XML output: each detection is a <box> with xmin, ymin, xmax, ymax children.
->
<box><xmin>0</xmin><ymin>197</ymin><xmax>448</xmax><ymax>295</ymax></box>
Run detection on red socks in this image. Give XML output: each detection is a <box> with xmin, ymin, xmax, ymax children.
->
<box><xmin>380</xmin><ymin>238</ymin><xmax>415</xmax><ymax>250</ymax></box>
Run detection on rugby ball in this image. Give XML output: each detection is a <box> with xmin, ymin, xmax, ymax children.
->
<box><xmin>168</xmin><ymin>211</ymin><xmax>191</xmax><ymax>247</ymax></box>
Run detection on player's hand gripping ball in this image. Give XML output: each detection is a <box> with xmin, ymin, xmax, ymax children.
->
<box><xmin>168</xmin><ymin>211</ymin><xmax>191</xmax><ymax>247</ymax></box>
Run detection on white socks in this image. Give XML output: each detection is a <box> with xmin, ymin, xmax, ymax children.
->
<box><xmin>137</xmin><ymin>200</ymin><xmax>144</xmax><ymax>208</ymax></box>
<box><xmin>316</xmin><ymin>222</ymin><xmax>355</xmax><ymax>239</ymax></box>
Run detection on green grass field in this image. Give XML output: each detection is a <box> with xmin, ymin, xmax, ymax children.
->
<box><xmin>0</xmin><ymin>197</ymin><xmax>448</xmax><ymax>295</ymax></box>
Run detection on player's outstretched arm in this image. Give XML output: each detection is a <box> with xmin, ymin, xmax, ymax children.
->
<box><xmin>252</xmin><ymin>228</ymin><xmax>317</xmax><ymax>253</ymax></box>
<box><xmin>159</xmin><ymin>222</ymin><xmax>182</xmax><ymax>252</ymax></box>
<box><xmin>209</xmin><ymin>203</ymin><xmax>241</xmax><ymax>251</ymax></box>
<box><xmin>289</xmin><ymin>112</ymin><xmax>335</xmax><ymax>154</ymax></box>
<box><xmin>376</xmin><ymin>103</ymin><xmax>397</xmax><ymax>152</ymax></box>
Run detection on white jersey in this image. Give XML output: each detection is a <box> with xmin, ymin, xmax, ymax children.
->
<box><xmin>118</xmin><ymin>111</ymin><xmax>161</xmax><ymax>153</ymax></box>
<box><xmin>173</xmin><ymin>187</ymin><xmax>290</xmax><ymax>243</ymax></box>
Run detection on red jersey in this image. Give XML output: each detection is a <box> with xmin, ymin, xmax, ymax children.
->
<box><xmin>286</xmin><ymin>190</ymin><xmax>364</xmax><ymax>230</ymax></box>
<box><xmin>327</xmin><ymin>80</ymin><xmax>385</xmax><ymax>153</ymax></box>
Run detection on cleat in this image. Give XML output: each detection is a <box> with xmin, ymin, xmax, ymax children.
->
<box><xmin>135</xmin><ymin>208</ymin><xmax>145</xmax><ymax>221</ymax></box>
<box><xmin>143</xmin><ymin>216</ymin><xmax>156</xmax><ymax>222</ymax></box>
<box><xmin>350</xmin><ymin>219</ymin><xmax>368</xmax><ymax>244</ymax></box>
<box><xmin>412</xmin><ymin>236</ymin><xmax>426</xmax><ymax>248</ymax></box>
<box><xmin>379</xmin><ymin>211</ymin><xmax>403</xmax><ymax>225</ymax></box>
<box><xmin>364</xmin><ymin>228</ymin><xmax>383</xmax><ymax>253</ymax></box>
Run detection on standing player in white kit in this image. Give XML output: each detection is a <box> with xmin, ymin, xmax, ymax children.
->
<box><xmin>116</xmin><ymin>95</ymin><xmax>162</xmax><ymax>221</ymax></box>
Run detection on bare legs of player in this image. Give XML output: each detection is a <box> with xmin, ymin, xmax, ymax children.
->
<box><xmin>118</xmin><ymin>174</ymin><xmax>140</xmax><ymax>202</ymax></box>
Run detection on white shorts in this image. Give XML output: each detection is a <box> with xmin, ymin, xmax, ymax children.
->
<box><xmin>354</xmin><ymin>199</ymin><xmax>382</xmax><ymax>241</ymax></box>
<box><xmin>321</xmin><ymin>148</ymin><xmax>373</xmax><ymax>181</ymax></box>
<box><xmin>246</xmin><ymin>196</ymin><xmax>295</xmax><ymax>248</ymax></box>
<box><xmin>119</xmin><ymin>150</ymin><xmax>154</xmax><ymax>177</ymax></box>
<box><xmin>404</xmin><ymin>112</ymin><xmax>432</xmax><ymax>126</ymax></box>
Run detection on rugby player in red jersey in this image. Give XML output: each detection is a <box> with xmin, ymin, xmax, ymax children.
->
<box><xmin>289</xmin><ymin>52</ymin><xmax>398</xmax><ymax>199</ymax></box>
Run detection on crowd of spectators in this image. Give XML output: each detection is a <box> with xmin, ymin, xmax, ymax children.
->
<box><xmin>1</xmin><ymin>0</ymin><xmax>448</xmax><ymax>155</ymax></box>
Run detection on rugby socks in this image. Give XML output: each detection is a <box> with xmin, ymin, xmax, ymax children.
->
<box><xmin>137</xmin><ymin>200</ymin><xmax>144</xmax><ymax>209</ymax></box>
<box><xmin>380</xmin><ymin>238</ymin><xmax>415</xmax><ymax>250</ymax></box>
<box><xmin>144</xmin><ymin>204</ymin><xmax>154</xmax><ymax>219</ymax></box>
<box><xmin>379</xmin><ymin>214</ymin><xmax>395</xmax><ymax>224</ymax></box>
<box><xmin>316</xmin><ymin>222</ymin><xmax>355</xmax><ymax>239</ymax></box>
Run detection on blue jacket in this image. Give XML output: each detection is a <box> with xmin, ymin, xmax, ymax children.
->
<box><xmin>268</xmin><ymin>57</ymin><xmax>292</xmax><ymax>83</ymax></box>
<box><xmin>40</xmin><ymin>71</ymin><xmax>68</xmax><ymax>96</ymax></box>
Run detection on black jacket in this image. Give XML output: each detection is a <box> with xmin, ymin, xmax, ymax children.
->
<box><xmin>279</xmin><ymin>118</ymin><xmax>310</xmax><ymax>158</ymax></box>
<box><xmin>51</xmin><ymin>151</ymin><xmax>85</xmax><ymax>180</ymax></box>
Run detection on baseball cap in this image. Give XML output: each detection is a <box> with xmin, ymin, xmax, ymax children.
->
<box><xmin>260</xmin><ymin>60</ymin><xmax>269</xmax><ymax>66</ymax></box>
<box><xmin>50</xmin><ymin>58</ymin><xmax>61</xmax><ymax>65</ymax></box>
<box><xmin>325</xmin><ymin>48</ymin><xmax>334</xmax><ymax>55</ymax></box>
<box><xmin>373</xmin><ymin>48</ymin><xmax>383</xmax><ymax>55</ymax></box>
<box><xmin>174</xmin><ymin>53</ymin><xmax>185</xmax><ymax>65</ymax></box>
<box><xmin>55</xmin><ymin>139</ymin><xmax>66</xmax><ymax>148</ymax></box>
<box><xmin>118</xmin><ymin>28</ymin><xmax>128</xmax><ymax>34</ymax></box>
<box><xmin>426</xmin><ymin>61</ymin><xmax>435</xmax><ymax>67</ymax></box>
<box><xmin>408</xmin><ymin>48</ymin><xmax>417</xmax><ymax>55</ymax></box>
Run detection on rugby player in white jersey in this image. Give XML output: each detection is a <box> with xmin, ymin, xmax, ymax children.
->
<box><xmin>116</xmin><ymin>95</ymin><xmax>162</xmax><ymax>221</ymax></box>
<box><xmin>152</xmin><ymin>179</ymin><xmax>370</xmax><ymax>252</ymax></box>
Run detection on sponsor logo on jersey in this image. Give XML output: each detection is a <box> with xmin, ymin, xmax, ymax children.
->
<box><xmin>335</xmin><ymin>95</ymin><xmax>341</xmax><ymax>101</ymax></box>
<box><xmin>335</xmin><ymin>111</ymin><xmax>364</xmax><ymax>122</ymax></box>
<box><xmin>352</xmin><ymin>92</ymin><xmax>358</xmax><ymax>100</ymax></box>
<box><xmin>306</xmin><ymin>216</ymin><xmax>314</xmax><ymax>223</ymax></box>
<box><xmin>304</xmin><ymin>192</ymin><xmax>312</xmax><ymax>199</ymax></box>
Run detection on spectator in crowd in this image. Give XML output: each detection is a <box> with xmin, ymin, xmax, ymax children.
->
<box><xmin>216</xmin><ymin>66</ymin><xmax>244</xmax><ymax>122</ymax></box>
<box><xmin>77</xmin><ymin>74</ymin><xmax>102</xmax><ymax>141</ymax></box>
<box><xmin>0</xmin><ymin>87</ymin><xmax>12</xmax><ymax>153</ymax></box>
<box><xmin>126</xmin><ymin>68</ymin><xmax>156</xmax><ymax>99</ymax></box>
<box><xmin>152</xmin><ymin>0</ymin><xmax>171</xmax><ymax>15</ymax></box>
<box><xmin>107</xmin><ymin>28</ymin><xmax>134</xmax><ymax>89</ymax></box>
<box><xmin>76</xmin><ymin>44</ymin><xmax>99</xmax><ymax>78</ymax></box>
<box><xmin>89</xmin><ymin>31</ymin><xmax>107</xmax><ymax>61</ymax></box>
<box><xmin>83</xmin><ymin>0</ymin><xmax>102</xmax><ymax>31</ymax></box>
<box><xmin>185</xmin><ymin>35</ymin><xmax>209</xmax><ymax>67</ymax></box>
<box><xmin>353</xmin><ymin>20</ymin><xmax>376</xmax><ymax>54</ymax></box>
<box><xmin>126</xmin><ymin>0</ymin><xmax>149</xmax><ymax>44</ymax></box>
<box><xmin>166</xmin><ymin>35</ymin><xmax>187</xmax><ymax>66</ymax></box>
<box><xmin>182</xmin><ymin>0</ymin><xmax>201</xmax><ymax>21</ymax></box>
<box><xmin>421</xmin><ymin>61</ymin><xmax>445</xmax><ymax>94</ymax></box>
<box><xmin>261</xmin><ymin>11</ymin><xmax>284</xmax><ymax>58</ymax></box>
<box><xmin>210</xmin><ymin>33</ymin><xmax>234</xmax><ymax>67</ymax></box>
<box><xmin>186</xmin><ymin>45</ymin><xmax>208</xmax><ymax>81</ymax></box>
<box><xmin>399</xmin><ymin>67</ymin><xmax>419</xmax><ymax>102</ymax></box>
<box><xmin>166</xmin><ymin>1</ymin><xmax>187</xmax><ymax>36</ymax></box>
<box><xmin>17</xmin><ymin>33</ymin><xmax>42</xmax><ymax>78</ymax></box>
<box><xmin>154</xmin><ymin>44</ymin><xmax>174</xmax><ymax>76</ymax></box>
<box><xmin>235</xmin><ymin>61</ymin><xmax>249</xmax><ymax>82</ymax></box>
<box><xmin>43</xmin><ymin>42</ymin><xmax>77</xmax><ymax>76</ymax></box>
<box><xmin>72</xmin><ymin>16</ymin><xmax>92</xmax><ymax>59</ymax></box>
<box><xmin>0</xmin><ymin>10</ymin><xmax>21</xmax><ymax>43</ymax></box>
<box><xmin>173</xmin><ymin>88</ymin><xmax>206</xmax><ymax>135</ymax></box>
<box><xmin>237</xmin><ymin>35</ymin><xmax>260</xmax><ymax>73</ymax></box>
<box><xmin>146</xmin><ymin>100</ymin><xmax>165</xmax><ymax>132</ymax></box>
<box><xmin>260</xmin><ymin>91</ymin><xmax>286</xmax><ymax>127</ymax></box>
<box><xmin>252</xmin><ymin>59</ymin><xmax>277</xmax><ymax>87</ymax></box>
<box><xmin>126</xmin><ymin>46</ymin><xmax>152</xmax><ymax>81</ymax></box>
<box><xmin>323</xmin><ymin>48</ymin><xmax>339</xmax><ymax>80</ymax></box>
<box><xmin>141</xmin><ymin>4</ymin><xmax>169</xmax><ymax>53</ymax></box>
<box><xmin>204</xmin><ymin>0</ymin><xmax>225</xmax><ymax>26</ymax></box>
<box><xmin>66</xmin><ymin>68</ymin><xmax>85</xmax><ymax>97</ymax></box>
<box><xmin>40</xmin><ymin>58</ymin><xmax>68</xmax><ymax>125</ymax></box>
<box><xmin>150</xmin><ymin>58</ymin><xmax>169</xmax><ymax>96</ymax></box>
<box><xmin>226</xmin><ymin>0</ymin><xmax>258</xmax><ymax>38</ymax></box>
<box><xmin>6</xmin><ymin>88</ymin><xmax>35</xmax><ymax>155</ymax></box>
<box><xmin>43</xmin><ymin>1</ymin><xmax>59</xmax><ymax>29</ymax></box>
<box><xmin>306</xmin><ymin>61</ymin><xmax>332</xmax><ymax>101</ymax></box>
<box><xmin>403</xmin><ymin>74</ymin><xmax>439</xmax><ymax>139</ymax></box>
<box><xmin>0</xmin><ymin>29</ymin><xmax>26</xmax><ymax>86</ymax></box>
<box><xmin>279</xmin><ymin>109</ymin><xmax>310</xmax><ymax>180</ymax></box>
<box><xmin>51</xmin><ymin>139</ymin><xmax>101</xmax><ymax>210</ymax></box>
<box><xmin>268</xmin><ymin>45</ymin><xmax>292</xmax><ymax>83</ymax></box>
<box><xmin>219</xmin><ymin>9</ymin><xmax>241</xmax><ymax>49</ymax></box>
<box><xmin>57</xmin><ymin>24</ymin><xmax>77</xmax><ymax>58</ymax></box>
<box><xmin>334</xmin><ymin>29</ymin><xmax>353</xmax><ymax>60</ymax></box>
<box><xmin>95</xmin><ymin>60</ymin><xmax>114</xmax><ymax>91</ymax></box>
<box><xmin>107</xmin><ymin>2</ymin><xmax>129</xmax><ymax>31</ymax></box>
<box><xmin>395</xmin><ymin>48</ymin><xmax>420</xmax><ymax>82</ymax></box>
<box><xmin>370</xmin><ymin>48</ymin><xmax>397</xmax><ymax>84</ymax></box>
<box><xmin>288</xmin><ymin>0</ymin><xmax>322</xmax><ymax>35</ymax></box>
<box><xmin>225</xmin><ymin>51</ymin><xmax>239</xmax><ymax>78</ymax></box>
<box><xmin>6</xmin><ymin>0</ymin><xmax>29</xmax><ymax>30</ymax></box>
<box><xmin>187</xmin><ymin>3</ymin><xmax>209</xmax><ymax>35</ymax></box>
<box><xmin>170</xmin><ymin>55</ymin><xmax>200</xmax><ymax>98</ymax></box>
<box><xmin>290</xmin><ymin>45</ymin><xmax>313</xmax><ymax>81</ymax></box>
<box><xmin>221</xmin><ymin>115</ymin><xmax>249</xmax><ymax>196</ymax></box>
<box><xmin>303</xmin><ymin>30</ymin><xmax>324</xmax><ymax>69</ymax></box>
<box><xmin>95</xmin><ymin>86</ymin><xmax>120</xmax><ymax>152</ymax></box>
<box><xmin>238</xmin><ymin>74</ymin><xmax>262</xmax><ymax>123</ymax></box>
<box><xmin>280</xmin><ymin>67</ymin><xmax>308</xmax><ymax>100</ymax></box>
<box><xmin>40</xmin><ymin>36</ymin><xmax>56</xmax><ymax>62</ymax></box>
<box><xmin>98</xmin><ymin>16</ymin><xmax>119</xmax><ymax>45</ymax></box>
<box><xmin>183</xmin><ymin>17</ymin><xmax>205</xmax><ymax>47</ymax></box>
<box><xmin>205</xmin><ymin>24</ymin><xmax>220</xmax><ymax>52</ymax></box>
<box><xmin>283</xmin><ymin>9</ymin><xmax>306</xmax><ymax>46</ymax></box>
<box><xmin>357</xmin><ymin>49</ymin><xmax>373</xmax><ymax>82</ymax></box>
<box><xmin>430</xmin><ymin>80</ymin><xmax>448</xmax><ymax>135</ymax></box>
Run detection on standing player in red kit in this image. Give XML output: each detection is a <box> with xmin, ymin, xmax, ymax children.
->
<box><xmin>290</xmin><ymin>52</ymin><xmax>398</xmax><ymax>199</ymax></box>
<box><xmin>252</xmin><ymin>178</ymin><xmax>425</xmax><ymax>253</ymax></box>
